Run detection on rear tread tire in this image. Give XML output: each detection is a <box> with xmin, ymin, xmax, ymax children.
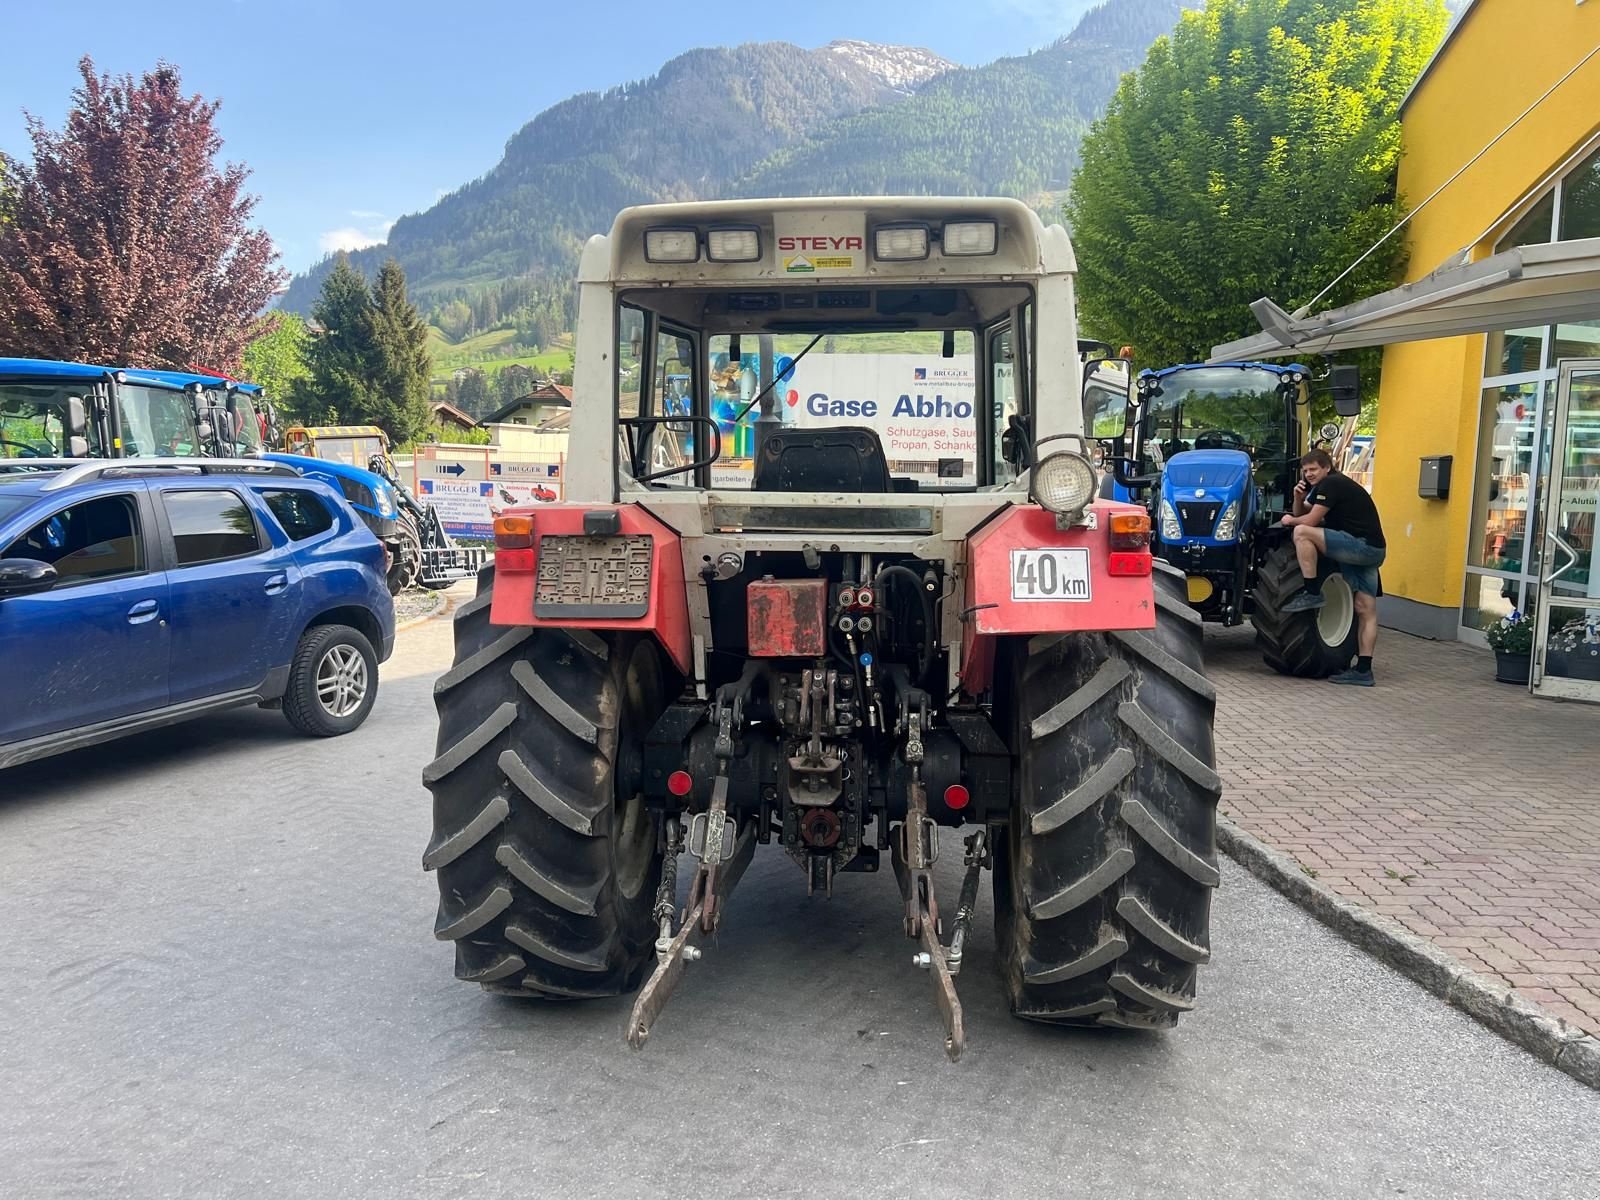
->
<box><xmin>423</xmin><ymin>564</ymin><xmax>665</xmax><ymax>999</ymax></box>
<box><xmin>1251</xmin><ymin>541</ymin><xmax>1357</xmax><ymax>677</ymax></box>
<box><xmin>996</xmin><ymin>563</ymin><xmax>1221</xmax><ymax>1029</ymax></box>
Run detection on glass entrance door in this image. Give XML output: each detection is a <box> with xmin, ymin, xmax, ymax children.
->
<box><xmin>1531</xmin><ymin>360</ymin><xmax>1600</xmax><ymax>700</ymax></box>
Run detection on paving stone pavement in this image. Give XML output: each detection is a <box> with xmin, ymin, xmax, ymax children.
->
<box><xmin>1207</xmin><ymin>623</ymin><xmax>1600</xmax><ymax>1037</ymax></box>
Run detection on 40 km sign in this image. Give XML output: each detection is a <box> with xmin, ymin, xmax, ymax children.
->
<box><xmin>1009</xmin><ymin>548</ymin><xmax>1092</xmax><ymax>602</ymax></box>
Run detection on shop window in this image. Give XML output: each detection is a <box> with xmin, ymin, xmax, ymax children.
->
<box><xmin>1499</xmin><ymin>191</ymin><xmax>1555</xmax><ymax>251</ymax></box>
<box><xmin>1559</xmin><ymin>145</ymin><xmax>1600</xmax><ymax>242</ymax></box>
<box><xmin>1551</xmin><ymin>319</ymin><xmax>1600</xmax><ymax>364</ymax></box>
<box><xmin>1467</xmin><ymin>383</ymin><xmax>1539</xmax><ymax>572</ymax></box>
<box><xmin>1485</xmin><ymin>326</ymin><xmax>1546</xmax><ymax>376</ymax></box>
<box><xmin>1461</xmin><ymin>572</ymin><xmax>1520</xmax><ymax>635</ymax></box>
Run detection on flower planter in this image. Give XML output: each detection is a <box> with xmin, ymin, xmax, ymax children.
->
<box><xmin>1493</xmin><ymin>650</ymin><xmax>1531</xmax><ymax>684</ymax></box>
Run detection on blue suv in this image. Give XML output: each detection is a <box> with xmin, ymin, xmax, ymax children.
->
<box><xmin>0</xmin><ymin>459</ymin><xmax>396</xmax><ymax>770</ymax></box>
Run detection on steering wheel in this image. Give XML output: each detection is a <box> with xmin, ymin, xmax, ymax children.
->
<box><xmin>1193</xmin><ymin>429</ymin><xmax>1250</xmax><ymax>452</ymax></box>
<box><xmin>0</xmin><ymin>437</ymin><xmax>46</xmax><ymax>458</ymax></box>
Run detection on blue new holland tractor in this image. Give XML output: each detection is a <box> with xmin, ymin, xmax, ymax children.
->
<box><xmin>1092</xmin><ymin>359</ymin><xmax>1363</xmax><ymax>677</ymax></box>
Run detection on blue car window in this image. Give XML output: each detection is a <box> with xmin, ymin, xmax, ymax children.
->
<box><xmin>262</xmin><ymin>489</ymin><xmax>334</xmax><ymax>541</ymax></box>
<box><xmin>1</xmin><ymin>494</ymin><xmax>144</xmax><ymax>583</ymax></box>
<box><xmin>164</xmin><ymin>489</ymin><xmax>262</xmax><ymax>566</ymax></box>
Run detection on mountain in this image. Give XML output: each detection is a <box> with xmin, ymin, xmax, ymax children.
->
<box><xmin>281</xmin><ymin>40</ymin><xmax>954</xmax><ymax>313</ymax></box>
<box><xmin>281</xmin><ymin>0</ymin><xmax>1187</xmax><ymax>316</ymax></box>
<box><xmin>738</xmin><ymin>0</ymin><xmax>1187</xmax><ymax>200</ymax></box>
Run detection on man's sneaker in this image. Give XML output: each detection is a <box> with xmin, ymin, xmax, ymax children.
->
<box><xmin>1328</xmin><ymin>668</ymin><xmax>1374</xmax><ymax>687</ymax></box>
<box><xmin>1282</xmin><ymin>589</ymin><xmax>1325</xmax><ymax>613</ymax></box>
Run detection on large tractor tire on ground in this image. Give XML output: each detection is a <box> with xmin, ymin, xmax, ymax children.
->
<box><xmin>386</xmin><ymin>512</ymin><xmax>423</xmax><ymax>594</ymax></box>
<box><xmin>994</xmin><ymin>563</ymin><xmax>1222</xmax><ymax>1029</ymax></box>
<box><xmin>1251</xmin><ymin>540</ymin><xmax>1358</xmax><ymax>677</ymax></box>
<box><xmin>422</xmin><ymin>564</ymin><xmax>667</xmax><ymax>997</ymax></box>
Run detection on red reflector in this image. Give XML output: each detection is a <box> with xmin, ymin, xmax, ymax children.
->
<box><xmin>667</xmin><ymin>770</ymin><xmax>693</xmax><ymax>797</ymax></box>
<box><xmin>497</xmin><ymin>547</ymin><xmax>536</xmax><ymax>573</ymax></box>
<box><xmin>1108</xmin><ymin>551</ymin><xmax>1152</xmax><ymax>577</ymax></box>
<box><xmin>944</xmin><ymin>783</ymin><xmax>970</xmax><ymax>811</ymax></box>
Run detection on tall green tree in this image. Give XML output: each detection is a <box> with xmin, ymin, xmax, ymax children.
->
<box><xmin>295</xmin><ymin>254</ymin><xmax>376</xmax><ymax>426</ymax></box>
<box><xmin>241</xmin><ymin>312</ymin><xmax>310</xmax><ymax>408</ymax></box>
<box><xmin>1065</xmin><ymin>0</ymin><xmax>1449</xmax><ymax>368</ymax></box>
<box><xmin>367</xmin><ymin>259</ymin><xmax>433</xmax><ymax>443</ymax></box>
<box><xmin>294</xmin><ymin>256</ymin><xmax>434</xmax><ymax>442</ymax></box>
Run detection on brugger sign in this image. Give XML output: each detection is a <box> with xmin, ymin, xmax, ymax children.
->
<box><xmin>780</xmin><ymin>354</ymin><xmax>980</xmax><ymax>476</ymax></box>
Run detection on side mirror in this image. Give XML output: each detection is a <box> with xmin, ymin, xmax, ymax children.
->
<box><xmin>69</xmin><ymin>435</ymin><xmax>90</xmax><ymax>458</ymax></box>
<box><xmin>1083</xmin><ymin>374</ymin><xmax>1130</xmax><ymax>440</ymax></box>
<box><xmin>0</xmin><ymin>558</ymin><xmax>59</xmax><ymax>597</ymax></box>
<box><xmin>66</xmin><ymin>395</ymin><xmax>88</xmax><ymax>437</ymax></box>
<box><xmin>1329</xmin><ymin>364</ymin><xmax>1361</xmax><ymax>417</ymax></box>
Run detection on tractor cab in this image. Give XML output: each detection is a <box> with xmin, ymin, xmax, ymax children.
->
<box><xmin>120</xmin><ymin>368</ymin><xmax>274</xmax><ymax>457</ymax></box>
<box><xmin>282</xmin><ymin>424</ymin><xmax>392</xmax><ymax>470</ymax></box>
<box><xmin>0</xmin><ymin>358</ymin><xmax>203</xmax><ymax>460</ymax></box>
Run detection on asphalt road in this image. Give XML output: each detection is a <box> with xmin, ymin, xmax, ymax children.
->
<box><xmin>2</xmin><ymin>608</ymin><xmax>1598</xmax><ymax>1200</ymax></box>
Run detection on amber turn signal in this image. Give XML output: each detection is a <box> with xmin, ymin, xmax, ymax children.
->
<box><xmin>494</xmin><ymin>514</ymin><xmax>534</xmax><ymax>549</ymax></box>
<box><xmin>1109</xmin><ymin>512</ymin><xmax>1151</xmax><ymax>549</ymax></box>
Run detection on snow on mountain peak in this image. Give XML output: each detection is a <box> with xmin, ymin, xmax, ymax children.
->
<box><xmin>821</xmin><ymin>40</ymin><xmax>956</xmax><ymax>93</ymax></box>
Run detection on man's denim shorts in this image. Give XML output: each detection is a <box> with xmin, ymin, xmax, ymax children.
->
<box><xmin>1323</xmin><ymin>529</ymin><xmax>1386</xmax><ymax>596</ymax></box>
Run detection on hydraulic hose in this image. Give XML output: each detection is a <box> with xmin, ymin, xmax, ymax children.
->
<box><xmin>874</xmin><ymin>564</ymin><xmax>937</xmax><ymax>685</ymax></box>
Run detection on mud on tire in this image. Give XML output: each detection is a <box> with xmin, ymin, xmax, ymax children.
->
<box><xmin>1251</xmin><ymin>540</ymin><xmax>1358</xmax><ymax>678</ymax></box>
<box><xmin>994</xmin><ymin>562</ymin><xmax>1222</xmax><ymax>1028</ymax></box>
<box><xmin>422</xmin><ymin>565</ymin><xmax>668</xmax><ymax>997</ymax></box>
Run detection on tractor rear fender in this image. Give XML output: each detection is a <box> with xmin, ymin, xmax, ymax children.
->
<box><xmin>488</xmin><ymin>503</ymin><xmax>692</xmax><ymax>676</ymax></box>
<box><xmin>960</xmin><ymin>500</ymin><xmax>1156</xmax><ymax>695</ymax></box>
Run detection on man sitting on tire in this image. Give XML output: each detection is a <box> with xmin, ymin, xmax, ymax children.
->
<box><xmin>1277</xmin><ymin>448</ymin><xmax>1387</xmax><ymax>687</ymax></box>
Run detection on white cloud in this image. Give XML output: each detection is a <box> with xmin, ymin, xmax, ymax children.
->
<box><xmin>317</xmin><ymin>212</ymin><xmax>395</xmax><ymax>255</ymax></box>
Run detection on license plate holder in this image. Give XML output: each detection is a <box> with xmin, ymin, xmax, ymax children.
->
<box><xmin>534</xmin><ymin>535</ymin><xmax>653</xmax><ymax>618</ymax></box>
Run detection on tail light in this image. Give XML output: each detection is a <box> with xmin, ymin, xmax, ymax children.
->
<box><xmin>1109</xmin><ymin>512</ymin><xmax>1151</xmax><ymax>577</ymax></box>
<box><xmin>495</xmin><ymin>514</ymin><xmax>535</xmax><ymax>572</ymax></box>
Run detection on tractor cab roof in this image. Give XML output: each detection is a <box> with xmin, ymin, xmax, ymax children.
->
<box><xmin>1140</xmin><ymin>361</ymin><xmax>1310</xmax><ymax>383</ymax></box>
<box><xmin>591</xmin><ymin>196</ymin><xmax>1074</xmax><ymax>288</ymax></box>
<box><xmin>285</xmin><ymin>425</ymin><xmax>387</xmax><ymax>440</ymax></box>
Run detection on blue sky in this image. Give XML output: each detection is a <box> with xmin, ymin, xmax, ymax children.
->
<box><xmin>1</xmin><ymin>0</ymin><xmax>1101</xmax><ymax>275</ymax></box>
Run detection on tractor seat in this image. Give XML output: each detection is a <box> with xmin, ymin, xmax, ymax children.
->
<box><xmin>753</xmin><ymin>426</ymin><xmax>893</xmax><ymax>493</ymax></box>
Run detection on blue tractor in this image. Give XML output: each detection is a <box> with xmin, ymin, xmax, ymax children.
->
<box><xmin>1095</xmin><ymin>359</ymin><xmax>1364</xmax><ymax>677</ymax></box>
<box><xmin>0</xmin><ymin>358</ymin><xmax>207</xmax><ymax>463</ymax></box>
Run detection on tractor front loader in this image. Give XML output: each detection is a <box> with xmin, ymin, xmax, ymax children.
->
<box><xmin>422</xmin><ymin>198</ymin><xmax>1222</xmax><ymax>1058</ymax></box>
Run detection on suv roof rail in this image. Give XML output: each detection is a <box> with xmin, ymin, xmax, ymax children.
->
<box><xmin>32</xmin><ymin>457</ymin><xmax>302</xmax><ymax>491</ymax></box>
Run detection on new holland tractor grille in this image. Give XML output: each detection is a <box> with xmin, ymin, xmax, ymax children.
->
<box><xmin>1177</xmin><ymin>501</ymin><xmax>1222</xmax><ymax>538</ymax></box>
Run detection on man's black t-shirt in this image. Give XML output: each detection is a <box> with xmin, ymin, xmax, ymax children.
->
<box><xmin>1307</xmin><ymin>471</ymin><xmax>1385</xmax><ymax>547</ymax></box>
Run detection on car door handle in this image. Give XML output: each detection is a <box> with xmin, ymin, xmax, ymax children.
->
<box><xmin>264</xmin><ymin>573</ymin><xmax>288</xmax><ymax>595</ymax></box>
<box><xmin>127</xmin><ymin>599</ymin><xmax>160</xmax><ymax>625</ymax></box>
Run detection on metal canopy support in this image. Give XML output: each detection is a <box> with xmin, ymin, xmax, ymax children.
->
<box><xmin>1210</xmin><ymin>237</ymin><xmax>1600</xmax><ymax>361</ymax></box>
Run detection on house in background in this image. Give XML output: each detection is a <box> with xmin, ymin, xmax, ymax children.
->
<box><xmin>481</xmin><ymin>382</ymin><xmax>573</xmax><ymax>453</ymax></box>
<box><xmin>429</xmin><ymin>400</ymin><xmax>478</xmax><ymax>434</ymax></box>
<box><xmin>480</xmin><ymin>382</ymin><xmax>573</xmax><ymax>428</ymax></box>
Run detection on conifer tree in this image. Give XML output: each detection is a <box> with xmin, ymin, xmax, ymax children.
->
<box><xmin>367</xmin><ymin>259</ymin><xmax>433</xmax><ymax>443</ymax></box>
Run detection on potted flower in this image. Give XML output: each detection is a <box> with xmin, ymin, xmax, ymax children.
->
<box><xmin>1485</xmin><ymin>609</ymin><xmax>1533</xmax><ymax>683</ymax></box>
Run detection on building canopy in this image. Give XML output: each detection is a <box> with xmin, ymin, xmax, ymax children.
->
<box><xmin>1210</xmin><ymin>236</ymin><xmax>1600</xmax><ymax>361</ymax></box>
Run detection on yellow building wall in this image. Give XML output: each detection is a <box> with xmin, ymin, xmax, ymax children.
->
<box><xmin>1373</xmin><ymin>0</ymin><xmax>1600</xmax><ymax>616</ymax></box>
